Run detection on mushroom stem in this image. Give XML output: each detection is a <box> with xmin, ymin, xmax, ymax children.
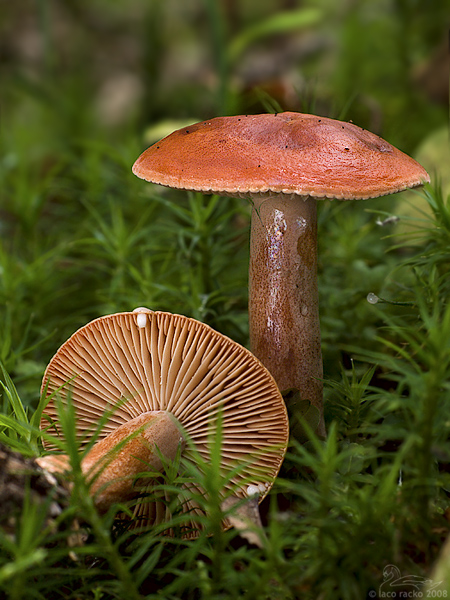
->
<box><xmin>81</xmin><ymin>410</ymin><xmax>184</xmax><ymax>512</ymax></box>
<box><xmin>249</xmin><ymin>194</ymin><xmax>325</xmax><ymax>437</ymax></box>
<box><xmin>37</xmin><ymin>411</ymin><xmax>185</xmax><ymax>512</ymax></box>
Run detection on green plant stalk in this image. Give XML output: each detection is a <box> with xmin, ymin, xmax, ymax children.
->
<box><xmin>1</xmin><ymin>486</ymin><xmax>48</xmax><ymax>600</ymax></box>
<box><xmin>73</xmin><ymin>475</ymin><xmax>142</xmax><ymax>600</ymax></box>
<box><xmin>413</xmin><ymin>333</ymin><xmax>449</xmax><ymax>531</ymax></box>
<box><xmin>187</xmin><ymin>194</ymin><xmax>216</xmax><ymax>306</ymax></box>
<box><xmin>412</xmin><ymin>298</ymin><xmax>450</xmax><ymax>527</ymax></box>
<box><xmin>228</xmin><ymin>8</ymin><xmax>323</xmax><ymax>64</ymax></box>
<box><xmin>416</xmin><ymin>373</ymin><xmax>439</xmax><ymax>518</ymax></box>
<box><xmin>202</xmin><ymin>0</ymin><xmax>230</xmax><ymax>114</ymax></box>
<box><xmin>55</xmin><ymin>396</ymin><xmax>143</xmax><ymax>600</ymax></box>
<box><xmin>207</xmin><ymin>413</ymin><xmax>227</xmax><ymax>596</ymax></box>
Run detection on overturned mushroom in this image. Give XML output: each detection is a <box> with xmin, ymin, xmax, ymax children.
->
<box><xmin>132</xmin><ymin>112</ymin><xmax>430</xmax><ymax>437</ymax></box>
<box><xmin>39</xmin><ymin>308</ymin><xmax>289</xmax><ymax>536</ymax></box>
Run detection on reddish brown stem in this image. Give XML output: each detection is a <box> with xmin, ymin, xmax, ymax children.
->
<box><xmin>249</xmin><ymin>194</ymin><xmax>325</xmax><ymax>437</ymax></box>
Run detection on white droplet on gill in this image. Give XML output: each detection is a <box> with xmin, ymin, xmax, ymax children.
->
<box><xmin>247</xmin><ymin>484</ymin><xmax>261</xmax><ymax>497</ymax></box>
<box><xmin>136</xmin><ymin>312</ymin><xmax>148</xmax><ymax>328</ymax></box>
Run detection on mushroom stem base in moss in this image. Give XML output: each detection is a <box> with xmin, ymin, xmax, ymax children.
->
<box><xmin>37</xmin><ymin>411</ymin><xmax>185</xmax><ymax>513</ymax></box>
<box><xmin>248</xmin><ymin>193</ymin><xmax>325</xmax><ymax>437</ymax></box>
<box><xmin>83</xmin><ymin>410</ymin><xmax>184</xmax><ymax>512</ymax></box>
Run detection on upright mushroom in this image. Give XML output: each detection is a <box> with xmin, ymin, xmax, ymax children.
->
<box><xmin>132</xmin><ymin>112</ymin><xmax>430</xmax><ymax>437</ymax></box>
<box><xmin>39</xmin><ymin>308</ymin><xmax>288</xmax><ymax>535</ymax></box>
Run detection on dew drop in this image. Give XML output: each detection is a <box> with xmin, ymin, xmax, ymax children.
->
<box><xmin>136</xmin><ymin>313</ymin><xmax>147</xmax><ymax>328</ymax></box>
<box><xmin>366</xmin><ymin>293</ymin><xmax>379</xmax><ymax>305</ymax></box>
<box><xmin>247</xmin><ymin>484</ymin><xmax>261</xmax><ymax>497</ymax></box>
<box><xmin>133</xmin><ymin>307</ymin><xmax>151</xmax><ymax>327</ymax></box>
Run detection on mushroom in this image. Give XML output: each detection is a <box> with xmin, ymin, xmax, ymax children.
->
<box><xmin>132</xmin><ymin>112</ymin><xmax>430</xmax><ymax>437</ymax></box>
<box><xmin>39</xmin><ymin>308</ymin><xmax>289</xmax><ymax>535</ymax></box>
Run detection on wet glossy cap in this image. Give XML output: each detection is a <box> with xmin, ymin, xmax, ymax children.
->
<box><xmin>41</xmin><ymin>309</ymin><xmax>289</xmax><ymax>535</ymax></box>
<box><xmin>133</xmin><ymin>112</ymin><xmax>430</xmax><ymax>200</ymax></box>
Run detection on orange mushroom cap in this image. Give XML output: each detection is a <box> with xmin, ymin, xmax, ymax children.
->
<box><xmin>132</xmin><ymin>112</ymin><xmax>430</xmax><ymax>200</ymax></box>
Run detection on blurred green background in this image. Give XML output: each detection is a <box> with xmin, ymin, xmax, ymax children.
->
<box><xmin>0</xmin><ymin>0</ymin><xmax>449</xmax><ymax>402</ymax></box>
<box><xmin>2</xmin><ymin>0</ymin><xmax>447</xmax><ymax>142</ymax></box>
<box><xmin>3</xmin><ymin>1</ymin><xmax>448</xmax><ymax>133</ymax></box>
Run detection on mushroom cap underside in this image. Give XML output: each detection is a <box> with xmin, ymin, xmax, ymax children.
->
<box><xmin>40</xmin><ymin>310</ymin><xmax>289</xmax><ymax>536</ymax></box>
<box><xmin>133</xmin><ymin>112</ymin><xmax>430</xmax><ymax>200</ymax></box>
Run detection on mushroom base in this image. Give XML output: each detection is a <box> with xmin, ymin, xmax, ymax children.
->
<box><xmin>81</xmin><ymin>410</ymin><xmax>185</xmax><ymax>512</ymax></box>
<box><xmin>248</xmin><ymin>193</ymin><xmax>325</xmax><ymax>437</ymax></box>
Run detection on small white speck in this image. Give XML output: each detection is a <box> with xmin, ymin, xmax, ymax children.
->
<box><xmin>376</xmin><ymin>215</ymin><xmax>399</xmax><ymax>226</ymax></box>
<box><xmin>301</xmin><ymin>305</ymin><xmax>308</xmax><ymax>316</ymax></box>
<box><xmin>366</xmin><ymin>293</ymin><xmax>379</xmax><ymax>305</ymax></box>
<box><xmin>247</xmin><ymin>484</ymin><xmax>261</xmax><ymax>497</ymax></box>
<box><xmin>136</xmin><ymin>313</ymin><xmax>147</xmax><ymax>328</ymax></box>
